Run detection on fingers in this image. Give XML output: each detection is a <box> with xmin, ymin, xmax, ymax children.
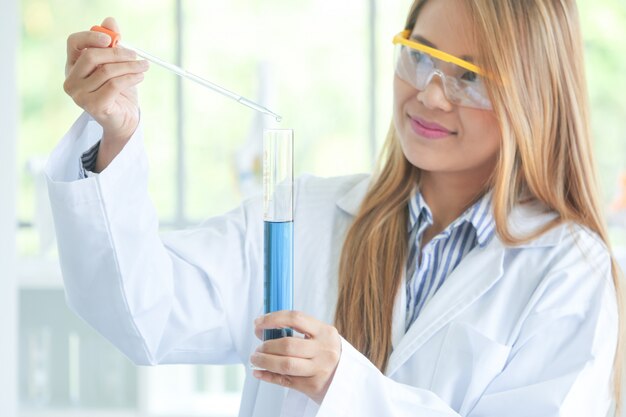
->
<box><xmin>101</xmin><ymin>16</ymin><xmax>120</xmax><ymax>33</ymax></box>
<box><xmin>82</xmin><ymin>60</ymin><xmax>149</xmax><ymax>93</ymax></box>
<box><xmin>90</xmin><ymin>73</ymin><xmax>144</xmax><ymax>108</ymax></box>
<box><xmin>71</xmin><ymin>47</ymin><xmax>138</xmax><ymax>79</ymax></box>
<box><xmin>65</xmin><ymin>17</ymin><xmax>122</xmax><ymax>76</ymax></box>
<box><xmin>72</xmin><ymin>72</ymin><xmax>143</xmax><ymax>119</ymax></box>
<box><xmin>251</xmin><ymin>311</ymin><xmax>342</xmax><ymax>404</ymax></box>
<box><xmin>252</xmin><ymin>370</ymin><xmax>296</xmax><ymax>388</ymax></box>
<box><xmin>67</xmin><ymin>31</ymin><xmax>112</xmax><ymax>53</ymax></box>
<box><xmin>255</xmin><ymin>311</ymin><xmax>323</xmax><ymax>338</ymax></box>
<box><xmin>252</xmin><ymin>368</ymin><xmax>332</xmax><ymax>404</ymax></box>
<box><xmin>250</xmin><ymin>351</ymin><xmax>315</xmax><ymax>377</ymax></box>
<box><xmin>64</xmin><ymin>47</ymin><xmax>141</xmax><ymax>103</ymax></box>
<box><xmin>257</xmin><ymin>337</ymin><xmax>317</xmax><ymax>359</ymax></box>
<box><xmin>66</xmin><ymin>31</ymin><xmax>113</xmax><ymax>69</ymax></box>
<box><xmin>254</xmin><ymin>326</ymin><xmax>304</xmax><ymax>340</ymax></box>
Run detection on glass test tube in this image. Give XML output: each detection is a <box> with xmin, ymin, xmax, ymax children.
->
<box><xmin>263</xmin><ymin>129</ymin><xmax>294</xmax><ymax>340</ymax></box>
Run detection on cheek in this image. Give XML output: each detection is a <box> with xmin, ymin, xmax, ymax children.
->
<box><xmin>393</xmin><ymin>76</ymin><xmax>414</xmax><ymax>120</ymax></box>
<box><xmin>459</xmin><ymin>110</ymin><xmax>502</xmax><ymax>157</ymax></box>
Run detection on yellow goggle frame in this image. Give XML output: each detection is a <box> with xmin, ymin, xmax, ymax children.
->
<box><xmin>392</xmin><ymin>30</ymin><xmax>485</xmax><ymax>76</ymax></box>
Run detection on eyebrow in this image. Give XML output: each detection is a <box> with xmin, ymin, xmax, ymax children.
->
<box><xmin>410</xmin><ymin>34</ymin><xmax>475</xmax><ymax>63</ymax></box>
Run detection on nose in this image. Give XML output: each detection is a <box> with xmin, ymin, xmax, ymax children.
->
<box><xmin>416</xmin><ymin>71</ymin><xmax>453</xmax><ymax>112</ymax></box>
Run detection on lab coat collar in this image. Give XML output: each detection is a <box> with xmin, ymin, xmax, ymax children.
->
<box><xmin>335</xmin><ymin>175</ymin><xmax>566</xmax><ymax>376</ymax></box>
<box><xmin>407</xmin><ymin>187</ymin><xmax>496</xmax><ymax>248</ymax></box>
<box><xmin>335</xmin><ymin>176</ymin><xmax>564</xmax><ymax>248</ymax></box>
<box><xmin>385</xmin><ymin>237</ymin><xmax>506</xmax><ymax>376</ymax></box>
<box><xmin>335</xmin><ymin>175</ymin><xmax>370</xmax><ymax>216</ymax></box>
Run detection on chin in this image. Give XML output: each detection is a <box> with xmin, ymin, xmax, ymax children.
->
<box><xmin>405</xmin><ymin>157</ymin><xmax>449</xmax><ymax>172</ymax></box>
<box><xmin>399</xmin><ymin>138</ymin><xmax>451</xmax><ymax>172</ymax></box>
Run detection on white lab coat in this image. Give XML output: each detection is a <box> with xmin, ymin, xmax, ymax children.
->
<box><xmin>46</xmin><ymin>113</ymin><xmax>618</xmax><ymax>417</ymax></box>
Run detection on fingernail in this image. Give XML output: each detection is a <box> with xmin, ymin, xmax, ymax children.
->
<box><xmin>98</xmin><ymin>34</ymin><xmax>111</xmax><ymax>45</ymax></box>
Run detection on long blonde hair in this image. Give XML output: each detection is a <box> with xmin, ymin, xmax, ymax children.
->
<box><xmin>334</xmin><ymin>0</ymin><xmax>624</xmax><ymax>411</ymax></box>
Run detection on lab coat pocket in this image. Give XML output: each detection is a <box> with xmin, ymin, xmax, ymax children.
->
<box><xmin>430</xmin><ymin>321</ymin><xmax>511</xmax><ymax>415</ymax></box>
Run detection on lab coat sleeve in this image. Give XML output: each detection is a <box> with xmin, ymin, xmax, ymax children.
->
<box><xmin>314</xmin><ymin>229</ymin><xmax>617</xmax><ymax>417</ymax></box>
<box><xmin>46</xmin><ymin>112</ymin><xmax>262</xmax><ymax>366</ymax></box>
<box><xmin>314</xmin><ymin>337</ymin><xmax>461</xmax><ymax>417</ymax></box>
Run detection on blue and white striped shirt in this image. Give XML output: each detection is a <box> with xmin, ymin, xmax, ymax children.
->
<box><xmin>79</xmin><ymin>141</ymin><xmax>100</xmax><ymax>178</ymax></box>
<box><xmin>405</xmin><ymin>189</ymin><xmax>495</xmax><ymax>330</ymax></box>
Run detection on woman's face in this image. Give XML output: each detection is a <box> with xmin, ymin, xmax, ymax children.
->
<box><xmin>393</xmin><ymin>0</ymin><xmax>501</xmax><ymax>181</ymax></box>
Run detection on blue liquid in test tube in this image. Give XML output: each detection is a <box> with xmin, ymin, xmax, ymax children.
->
<box><xmin>264</xmin><ymin>221</ymin><xmax>293</xmax><ymax>339</ymax></box>
<box><xmin>263</xmin><ymin>129</ymin><xmax>294</xmax><ymax>340</ymax></box>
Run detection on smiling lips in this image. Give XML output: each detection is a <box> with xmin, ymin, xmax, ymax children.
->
<box><xmin>409</xmin><ymin>115</ymin><xmax>454</xmax><ymax>139</ymax></box>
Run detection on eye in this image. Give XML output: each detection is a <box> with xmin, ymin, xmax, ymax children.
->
<box><xmin>408</xmin><ymin>49</ymin><xmax>426</xmax><ymax>64</ymax></box>
<box><xmin>461</xmin><ymin>71</ymin><xmax>478</xmax><ymax>82</ymax></box>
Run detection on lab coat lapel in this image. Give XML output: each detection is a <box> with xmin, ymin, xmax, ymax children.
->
<box><xmin>391</xmin><ymin>270</ymin><xmax>407</xmax><ymax>350</ymax></box>
<box><xmin>334</xmin><ymin>177</ymin><xmax>553</xmax><ymax>377</ymax></box>
<box><xmin>385</xmin><ymin>239</ymin><xmax>506</xmax><ymax>377</ymax></box>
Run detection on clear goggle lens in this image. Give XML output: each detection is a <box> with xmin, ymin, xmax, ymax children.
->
<box><xmin>394</xmin><ymin>44</ymin><xmax>492</xmax><ymax>110</ymax></box>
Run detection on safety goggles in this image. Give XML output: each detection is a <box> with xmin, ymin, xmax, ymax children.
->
<box><xmin>393</xmin><ymin>30</ymin><xmax>492</xmax><ymax>110</ymax></box>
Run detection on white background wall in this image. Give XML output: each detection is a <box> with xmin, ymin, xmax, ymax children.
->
<box><xmin>0</xmin><ymin>0</ymin><xmax>19</xmax><ymax>415</ymax></box>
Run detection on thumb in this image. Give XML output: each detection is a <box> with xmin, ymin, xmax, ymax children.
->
<box><xmin>101</xmin><ymin>17</ymin><xmax>121</xmax><ymax>35</ymax></box>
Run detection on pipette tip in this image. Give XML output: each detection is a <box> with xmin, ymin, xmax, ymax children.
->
<box><xmin>264</xmin><ymin>110</ymin><xmax>282</xmax><ymax>123</ymax></box>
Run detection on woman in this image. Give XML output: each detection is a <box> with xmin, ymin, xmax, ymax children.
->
<box><xmin>47</xmin><ymin>0</ymin><xmax>622</xmax><ymax>415</ymax></box>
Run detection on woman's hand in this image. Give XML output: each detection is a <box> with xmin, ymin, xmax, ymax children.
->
<box><xmin>251</xmin><ymin>311</ymin><xmax>342</xmax><ymax>404</ymax></box>
<box><xmin>63</xmin><ymin>17</ymin><xmax>149</xmax><ymax>172</ymax></box>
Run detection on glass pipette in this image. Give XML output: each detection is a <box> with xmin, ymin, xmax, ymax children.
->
<box><xmin>91</xmin><ymin>25</ymin><xmax>282</xmax><ymax>122</ymax></box>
